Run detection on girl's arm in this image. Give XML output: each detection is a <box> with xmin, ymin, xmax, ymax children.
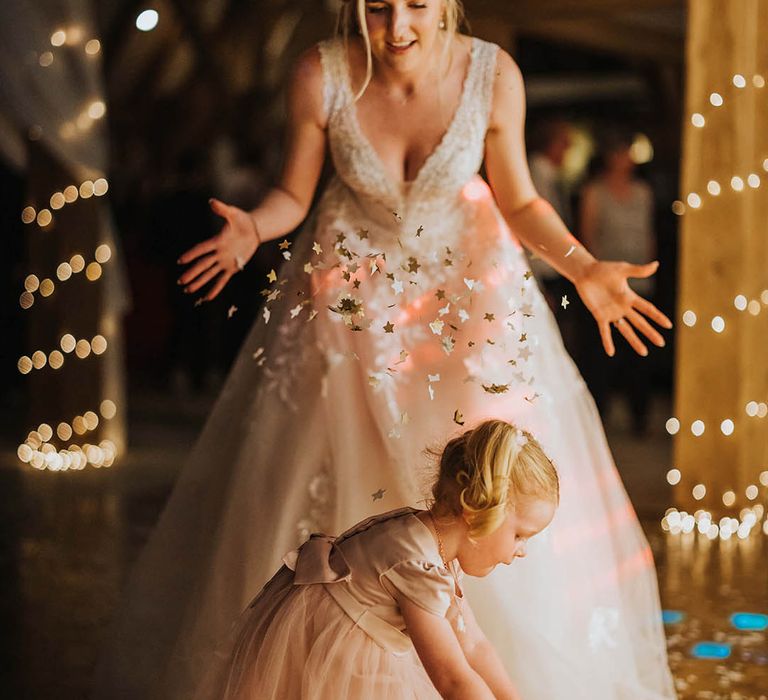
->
<box><xmin>483</xmin><ymin>50</ymin><xmax>672</xmax><ymax>357</ymax></box>
<box><xmin>450</xmin><ymin>598</ymin><xmax>521</xmax><ymax>700</ymax></box>
<box><xmin>398</xmin><ymin>595</ymin><xmax>495</xmax><ymax>700</ymax></box>
<box><xmin>178</xmin><ymin>46</ymin><xmax>327</xmax><ymax>299</ymax></box>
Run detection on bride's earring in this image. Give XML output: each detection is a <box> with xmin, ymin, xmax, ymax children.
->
<box><xmin>439</xmin><ymin>16</ymin><xmax>446</xmax><ymax>29</ymax></box>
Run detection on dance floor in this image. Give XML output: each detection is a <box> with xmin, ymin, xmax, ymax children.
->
<box><xmin>0</xmin><ymin>391</ymin><xmax>766</xmax><ymax>699</ymax></box>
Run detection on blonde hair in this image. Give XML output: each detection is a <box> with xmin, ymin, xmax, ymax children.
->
<box><xmin>431</xmin><ymin>420</ymin><xmax>559</xmax><ymax>539</ymax></box>
<box><xmin>336</xmin><ymin>0</ymin><xmax>466</xmax><ymax>100</ymax></box>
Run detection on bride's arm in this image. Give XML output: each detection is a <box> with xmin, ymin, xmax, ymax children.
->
<box><xmin>250</xmin><ymin>46</ymin><xmax>328</xmax><ymax>243</ymax></box>
<box><xmin>177</xmin><ymin>47</ymin><xmax>327</xmax><ymax>299</ymax></box>
<box><xmin>483</xmin><ymin>50</ymin><xmax>671</xmax><ymax>357</ymax></box>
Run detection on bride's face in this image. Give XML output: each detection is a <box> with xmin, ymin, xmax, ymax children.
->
<box><xmin>457</xmin><ymin>496</ymin><xmax>556</xmax><ymax>577</ymax></box>
<box><xmin>363</xmin><ymin>0</ymin><xmax>444</xmax><ymax>71</ymax></box>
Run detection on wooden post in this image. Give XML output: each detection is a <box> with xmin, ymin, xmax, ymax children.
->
<box><xmin>673</xmin><ymin>0</ymin><xmax>768</xmax><ymax>521</ymax></box>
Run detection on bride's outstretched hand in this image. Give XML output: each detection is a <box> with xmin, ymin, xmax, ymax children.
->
<box><xmin>574</xmin><ymin>260</ymin><xmax>673</xmax><ymax>357</ymax></box>
<box><xmin>176</xmin><ymin>198</ymin><xmax>260</xmax><ymax>301</ymax></box>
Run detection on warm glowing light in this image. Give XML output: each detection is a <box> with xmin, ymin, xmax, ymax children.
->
<box><xmin>91</xmin><ymin>335</ymin><xmax>108</xmax><ymax>355</ymax></box>
<box><xmin>748</xmin><ymin>173</ymin><xmax>761</xmax><ymax>188</ymax></box>
<box><xmin>88</xmin><ymin>100</ymin><xmax>106</xmax><ymax>119</ymax></box>
<box><xmin>733</xmin><ymin>74</ymin><xmax>746</xmax><ymax>88</ymax></box>
<box><xmin>665</xmin><ymin>417</ymin><xmax>680</xmax><ymax>435</ymax></box>
<box><xmin>86</xmin><ymin>262</ymin><xmax>102</xmax><ymax>281</ymax></box>
<box><xmin>746</xmin><ymin>401</ymin><xmax>758</xmax><ymax>417</ymax></box>
<box><xmin>100</xmin><ymin>399</ymin><xmax>117</xmax><ymax>419</ymax></box>
<box><xmin>748</xmin><ymin>299</ymin><xmax>761</xmax><ymax>315</ymax></box>
<box><xmin>691</xmin><ymin>420</ymin><xmax>705</xmax><ymax>437</ymax></box>
<box><xmin>19</xmin><ymin>292</ymin><xmax>34</xmax><ymax>310</ymax></box>
<box><xmin>75</xmin><ymin>339</ymin><xmax>92</xmax><ymax>358</ymax></box>
<box><xmin>63</xmin><ymin>185</ymin><xmax>78</xmax><ymax>203</ymax></box>
<box><xmin>79</xmin><ymin>180</ymin><xmax>95</xmax><ymax>198</ymax></box>
<box><xmin>692</xmin><ymin>484</ymin><xmax>706</xmax><ymax>500</ymax></box>
<box><xmin>629</xmin><ymin>134</ymin><xmax>653</xmax><ymax>164</ymax></box>
<box><xmin>37</xmin><ymin>209</ymin><xmax>52</xmax><ymax>227</ymax></box>
<box><xmin>57</xmin><ymin>422</ymin><xmax>73</xmax><ymax>441</ymax></box>
<box><xmin>60</xmin><ymin>334</ymin><xmax>76</xmax><ymax>353</ymax></box>
<box><xmin>734</xmin><ymin>294</ymin><xmax>747</xmax><ymax>310</ymax></box>
<box><xmin>707</xmin><ymin>180</ymin><xmax>721</xmax><ymax>196</ymax></box>
<box><xmin>49</xmin><ymin>350</ymin><xmax>64</xmax><ymax>370</ymax></box>
<box><xmin>722</xmin><ymin>490</ymin><xmax>736</xmax><ymax>507</ymax></box>
<box><xmin>686</xmin><ymin>193</ymin><xmax>702</xmax><ymax>209</ymax></box>
<box><xmin>95</xmin><ymin>244</ymin><xmax>112</xmax><ymax>263</ymax></box>
<box><xmin>758</xmin><ymin>403</ymin><xmax>768</xmax><ymax>418</ymax></box>
<box><xmin>31</xmin><ymin>351</ymin><xmax>47</xmax><ymax>369</ymax></box>
<box><xmin>72</xmin><ymin>416</ymin><xmax>87</xmax><ymax>435</ymax></box>
<box><xmin>731</xmin><ymin>176</ymin><xmax>745</xmax><ymax>191</ymax></box>
<box><xmin>51</xmin><ymin>29</ymin><xmax>66</xmax><ymax>46</ymax></box>
<box><xmin>666</xmin><ymin>468</ymin><xmax>681</xmax><ymax>485</ymax></box>
<box><xmin>70</xmin><ymin>254</ymin><xmax>85</xmax><ymax>273</ymax></box>
<box><xmin>24</xmin><ymin>275</ymin><xmax>40</xmax><ymax>293</ymax></box>
<box><xmin>56</xmin><ymin>262</ymin><xmax>73</xmax><ymax>281</ymax></box>
<box><xmin>761</xmin><ymin>290</ymin><xmax>768</xmax><ymax>305</ymax></box>
<box><xmin>85</xmin><ymin>39</ymin><xmax>101</xmax><ymax>55</ymax></box>
<box><xmin>760</xmin><ymin>471</ymin><xmax>768</xmax><ymax>487</ymax></box>
<box><xmin>671</xmin><ymin>200</ymin><xmax>686</xmax><ymax>216</ymax></box>
<box><xmin>17</xmin><ymin>356</ymin><xmax>32</xmax><ymax>374</ymax></box>
<box><xmin>17</xmin><ymin>444</ymin><xmax>33</xmax><ymax>463</ymax></box>
<box><xmin>40</xmin><ymin>279</ymin><xmax>55</xmax><ymax>297</ymax></box>
<box><xmin>682</xmin><ymin>310</ymin><xmax>697</xmax><ymax>327</ymax></box>
<box><xmin>720</xmin><ymin>419</ymin><xmax>734</xmax><ymax>436</ymax></box>
<box><xmin>136</xmin><ymin>9</ymin><xmax>159</xmax><ymax>31</ymax></box>
<box><xmin>83</xmin><ymin>411</ymin><xmax>99</xmax><ymax>431</ymax></box>
<box><xmin>754</xmin><ymin>75</ymin><xmax>766</xmax><ymax>88</ymax></box>
<box><xmin>691</xmin><ymin>113</ymin><xmax>705</xmax><ymax>128</ymax></box>
<box><xmin>21</xmin><ymin>206</ymin><xmax>36</xmax><ymax>224</ymax></box>
<box><xmin>93</xmin><ymin>178</ymin><xmax>109</xmax><ymax>196</ymax></box>
<box><xmin>746</xmin><ymin>485</ymin><xmax>758</xmax><ymax>500</ymax></box>
<box><xmin>709</xmin><ymin>92</ymin><xmax>724</xmax><ymax>106</ymax></box>
<box><xmin>711</xmin><ymin>316</ymin><xmax>725</xmax><ymax>333</ymax></box>
<box><xmin>39</xmin><ymin>51</ymin><xmax>54</xmax><ymax>67</ymax></box>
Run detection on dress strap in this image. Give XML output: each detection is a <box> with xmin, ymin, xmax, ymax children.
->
<box><xmin>468</xmin><ymin>38</ymin><xmax>500</xmax><ymax>130</ymax></box>
<box><xmin>317</xmin><ymin>39</ymin><xmax>352</xmax><ymax>120</ymax></box>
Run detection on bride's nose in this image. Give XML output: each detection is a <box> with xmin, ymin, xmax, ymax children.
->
<box><xmin>388</xmin><ymin>9</ymin><xmax>409</xmax><ymax>39</ymax></box>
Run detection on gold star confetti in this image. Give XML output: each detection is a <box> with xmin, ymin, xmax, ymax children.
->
<box><xmin>357</xmin><ymin>228</ymin><xmax>369</xmax><ymax>240</ymax></box>
<box><xmin>561</xmin><ymin>295</ymin><xmax>569</xmax><ymax>309</ymax></box>
<box><xmin>392</xmin><ymin>211</ymin><xmax>403</xmax><ymax>222</ymax></box>
<box><xmin>353</xmin><ymin>279</ymin><xmax>361</xmax><ymax>289</ymax></box>
<box><xmin>282</xmin><ymin>250</ymin><xmax>291</xmax><ymax>261</ymax></box>
<box><xmin>227</xmin><ymin>305</ymin><xmax>238</xmax><ymax>318</ymax></box>
<box><xmin>312</xmin><ymin>241</ymin><xmax>323</xmax><ymax>255</ymax></box>
<box><xmin>519</xmin><ymin>333</ymin><xmax>527</xmax><ymax>342</ymax></box>
<box><xmin>435</xmin><ymin>289</ymin><xmax>446</xmax><ymax>300</ymax></box>
<box><xmin>278</xmin><ymin>239</ymin><xmax>291</xmax><ymax>250</ymax></box>
<box><xmin>372</xmin><ymin>488</ymin><xmax>386</xmax><ymax>501</ymax></box>
<box><xmin>482</xmin><ymin>383</ymin><xmax>510</xmax><ymax>394</ymax></box>
<box><xmin>453</xmin><ymin>409</ymin><xmax>465</xmax><ymax>425</ymax></box>
<box><xmin>383</xmin><ymin>321</ymin><xmax>395</xmax><ymax>333</ymax></box>
<box><xmin>407</xmin><ymin>257</ymin><xmax>421</xmax><ymax>274</ymax></box>
<box><xmin>267</xmin><ymin>269</ymin><xmax>277</xmax><ymax>284</ymax></box>
<box><xmin>441</xmin><ymin>336</ymin><xmax>456</xmax><ymax>355</ymax></box>
<box><xmin>335</xmin><ymin>232</ymin><xmax>346</xmax><ymax>245</ymax></box>
<box><xmin>370</xmin><ymin>259</ymin><xmax>380</xmax><ymax>274</ymax></box>
<box><xmin>416</xmin><ymin>225</ymin><xmax>423</xmax><ymax>237</ymax></box>
<box><xmin>458</xmin><ymin>309</ymin><xmax>470</xmax><ymax>323</ymax></box>
<box><xmin>518</xmin><ymin>346</ymin><xmax>533</xmax><ymax>361</ymax></box>
<box><xmin>304</xmin><ymin>262</ymin><xmax>314</xmax><ymax>274</ymax></box>
<box><xmin>565</xmin><ymin>244</ymin><xmax>576</xmax><ymax>257</ymax></box>
<box><xmin>484</xmin><ymin>312</ymin><xmax>495</xmax><ymax>322</ymax></box>
<box><xmin>523</xmin><ymin>270</ymin><xmax>533</xmax><ymax>281</ymax></box>
<box><xmin>396</xmin><ymin>350</ymin><xmax>408</xmax><ymax>364</ymax></box>
<box><xmin>391</xmin><ymin>279</ymin><xmax>404</xmax><ymax>295</ymax></box>
<box><xmin>429</xmin><ymin>319</ymin><xmax>445</xmax><ymax>335</ymax></box>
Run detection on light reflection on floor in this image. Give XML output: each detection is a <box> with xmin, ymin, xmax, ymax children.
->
<box><xmin>0</xmin><ymin>393</ymin><xmax>766</xmax><ymax>698</ymax></box>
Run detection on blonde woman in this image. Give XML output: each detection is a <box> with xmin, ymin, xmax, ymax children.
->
<box><xmin>94</xmin><ymin>2</ymin><xmax>676</xmax><ymax>699</ymax></box>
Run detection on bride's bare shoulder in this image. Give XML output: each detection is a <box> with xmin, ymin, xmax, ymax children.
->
<box><xmin>488</xmin><ymin>47</ymin><xmax>525</xmax><ymax>129</ymax></box>
<box><xmin>287</xmin><ymin>44</ymin><xmax>327</xmax><ymax>126</ymax></box>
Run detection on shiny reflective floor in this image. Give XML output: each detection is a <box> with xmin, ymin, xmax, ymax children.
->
<box><xmin>0</xmin><ymin>392</ymin><xmax>765</xmax><ymax>699</ymax></box>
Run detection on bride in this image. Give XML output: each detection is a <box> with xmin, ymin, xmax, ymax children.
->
<box><xmin>94</xmin><ymin>1</ymin><xmax>677</xmax><ymax>698</ymax></box>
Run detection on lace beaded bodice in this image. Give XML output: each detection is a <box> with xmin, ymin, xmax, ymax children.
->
<box><xmin>317</xmin><ymin>37</ymin><xmax>499</xmax><ymax>221</ymax></box>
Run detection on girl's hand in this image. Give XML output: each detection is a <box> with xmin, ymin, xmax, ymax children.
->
<box><xmin>574</xmin><ymin>260</ymin><xmax>672</xmax><ymax>357</ymax></box>
<box><xmin>177</xmin><ymin>198</ymin><xmax>261</xmax><ymax>301</ymax></box>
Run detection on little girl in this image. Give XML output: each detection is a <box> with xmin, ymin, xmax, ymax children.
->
<box><xmin>197</xmin><ymin>419</ymin><xmax>559</xmax><ymax>700</ymax></box>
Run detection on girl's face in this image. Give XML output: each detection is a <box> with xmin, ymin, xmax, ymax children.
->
<box><xmin>363</xmin><ymin>0</ymin><xmax>444</xmax><ymax>71</ymax></box>
<box><xmin>457</xmin><ymin>496</ymin><xmax>557</xmax><ymax>577</ymax></box>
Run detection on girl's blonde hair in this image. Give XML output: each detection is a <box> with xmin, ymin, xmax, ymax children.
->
<box><xmin>336</xmin><ymin>0</ymin><xmax>466</xmax><ymax>100</ymax></box>
<box><xmin>431</xmin><ymin>420</ymin><xmax>559</xmax><ymax>539</ymax></box>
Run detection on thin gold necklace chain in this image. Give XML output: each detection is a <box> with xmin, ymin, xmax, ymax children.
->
<box><xmin>429</xmin><ymin>510</ymin><xmax>466</xmax><ymax>632</ymax></box>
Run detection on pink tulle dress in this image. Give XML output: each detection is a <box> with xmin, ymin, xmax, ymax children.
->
<box><xmin>195</xmin><ymin>507</ymin><xmax>457</xmax><ymax>699</ymax></box>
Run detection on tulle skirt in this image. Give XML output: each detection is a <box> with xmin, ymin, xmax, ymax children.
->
<box><xmin>195</xmin><ymin>568</ymin><xmax>440</xmax><ymax>700</ymax></box>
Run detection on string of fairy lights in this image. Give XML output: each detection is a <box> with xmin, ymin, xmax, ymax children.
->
<box><xmin>664</xmin><ymin>69</ymin><xmax>768</xmax><ymax>539</ymax></box>
<box><xmin>15</xmin><ymin>23</ymin><xmax>119</xmax><ymax>472</ymax></box>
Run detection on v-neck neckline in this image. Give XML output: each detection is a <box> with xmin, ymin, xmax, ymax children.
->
<box><xmin>342</xmin><ymin>38</ymin><xmax>478</xmax><ymax>194</ymax></box>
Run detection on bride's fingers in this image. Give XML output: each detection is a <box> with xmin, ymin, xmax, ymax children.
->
<box><xmin>598</xmin><ymin>320</ymin><xmax>615</xmax><ymax>357</ymax></box>
<box><xmin>632</xmin><ymin>295</ymin><xmax>673</xmax><ymax>329</ymax></box>
<box><xmin>178</xmin><ymin>253</ymin><xmax>217</xmax><ymax>287</ymax></box>
<box><xmin>625</xmin><ymin>260</ymin><xmax>659</xmax><ymax>279</ymax></box>
<box><xmin>185</xmin><ymin>262</ymin><xmax>221</xmax><ymax>294</ymax></box>
<box><xmin>204</xmin><ymin>270</ymin><xmax>232</xmax><ymax>301</ymax></box>
<box><xmin>626</xmin><ymin>309</ymin><xmax>665</xmax><ymax>347</ymax></box>
<box><xmin>616</xmin><ymin>319</ymin><xmax>648</xmax><ymax>356</ymax></box>
<box><xmin>178</xmin><ymin>238</ymin><xmax>217</xmax><ymax>266</ymax></box>
<box><xmin>209</xmin><ymin>198</ymin><xmax>233</xmax><ymax>219</ymax></box>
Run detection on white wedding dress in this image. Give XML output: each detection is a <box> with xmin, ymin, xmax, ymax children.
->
<box><xmin>93</xmin><ymin>37</ymin><xmax>676</xmax><ymax>700</ymax></box>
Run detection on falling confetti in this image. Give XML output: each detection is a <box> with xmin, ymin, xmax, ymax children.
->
<box><xmin>430</xmin><ymin>319</ymin><xmax>445</xmax><ymax>335</ymax></box>
<box><xmin>518</xmin><ymin>346</ymin><xmax>533</xmax><ymax>362</ymax></box>
<box><xmin>262</xmin><ymin>306</ymin><xmax>271</xmax><ymax>324</ymax></box>
<box><xmin>435</xmin><ymin>289</ymin><xmax>446</xmax><ymax>300</ymax></box>
<box><xmin>304</xmin><ymin>262</ymin><xmax>314</xmax><ymax>274</ymax></box>
<box><xmin>227</xmin><ymin>305</ymin><xmax>238</xmax><ymax>318</ymax></box>
<box><xmin>372</xmin><ymin>488</ymin><xmax>386</xmax><ymax>501</ymax></box>
<box><xmin>267</xmin><ymin>269</ymin><xmax>277</xmax><ymax>283</ymax></box>
<box><xmin>357</xmin><ymin>228</ymin><xmax>369</xmax><ymax>240</ymax></box>
<box><xmin>391</xmin><ymin>279</ymin><xmax>404</xmax><ymax>295</ymax></box>
<box><xmin>383</xmin><ymin>321</ymin><xmax>395</xmax><ymax>333</ymax></box>
<box><xmin>484</xmin><ymin>312</ymin><xmax>495</xmax><ymax>322</ymax></box>
<box><xmin>416</xmin><ymin>225</ymin><xmax>424</xmax><ymax>237</ymax></box>
<box><xmin>561</xmin><ymin>295</ymin><xmax>570</xmax><ymax>309</ymax></box>
<box><xmin>312</xmin><ymin>241</ymin><xmax>323</xmax><ymax>255</ymax></box>
<box><xmin>290</xmin><ymin>304</ymin><xmax>303</xmax><ymax>319</ymax></box>
<box><xmin>458</xmin><ymin>309</ymin><xmax>470</xmax><ymax>323</ymax></box>
<box><xmin>453</xmin><ymin>409</ymin><xmax>465</xmax><ymax>425</ymax></box>
<box><xmin>565</xmin><ymin>244</ymin><xmax>576</xmax><ymax>258</ymax></box>
<box><xmin>482</xmin><ymin>383</ymin><xmax>510</xmax><ymax>394</ymax></box>
<box><xmin>278</xmin><ymin>239</ymin><xmax>291</xmax><ymax>250</ymax></box>
<box><xmin>392</xmin><ymin>211</ymin><xmax>403</xmax><ymax>222</ymax></box>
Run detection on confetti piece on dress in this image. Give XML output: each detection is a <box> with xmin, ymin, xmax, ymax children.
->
<box><xmin>227</xmin><ymin>305</ymin><xmax>238</xmax><ymax>318</ymax></box>
<box><xmin>312</xmin><ymin>242</ymin><xmax>322</xmax><ymax>254</ymax></box>
<box><xmin>518</xmin><ymin>346</ymin><xmax>533</xmax><ymax>361</ymax></box>
<box><xmin>458</xmin><ymin>309</ymin><xmax>470</xmax><ymax>323</ymax></box>
<box><xmin>453</xmin><ymin>409</ymin><xmax>465</xmax><ymax>425</ymax></box>
<box><xmin>383</xmin><ymin>321</ymin><xmax>395</xmax><ymax>333</ymax></box>
<box><xmin>263</xmin><ymin>306</ymin><xmax>271</xmax><ymax>324</ymax></box>
<box><xmin>429</xmin><ymin>319</ymin><xmax>445</xmax><ymax>335</ymax></box>
<box><xmin>278</xmin><ymin>239</ymin><xmax>291</xmax><ymax>250</ymax></box>
<box><xmin>442</xmin><ymin>336</ymin><xmax>456</xmax><ymax>355</ymax></box>
<box><xmin>525</xmin><ymin>393</ymin><xmax>541</xmax><ymax>403</ymax></box>
<box><xmin>372</xmin><ymin>488</ymin><xmax>386</xmax><ymax>501</ymax></box>
<box><xmin>253</xmin><ymin>347</ymin><xmax>265</xmax><ymax>360</ymax></box>
<box><xmin>391</xmin><ymin>279</ymin><xmax>404</xmax><ymax>295</ymax></box>
<box><xmin>482</xmin><ymin>383</ymin><xmax>510</xmax><ymax>394</ymax></box>
<box><xmin>428</xmin><ymin>385</ymin><xmax>435</xmax><ymax>400</ymax></box>
<box><xmin>307</xmin><ymin>310</ymin><xmax>318</xmax><ymax>322</ymax></box>
<box><xmin>484</xmin><ymin>312</ymin><xmax>495</xmax><ymax>322</ymax></box>
<box><xmin>435</xmin><ymin>289</ymin><xmax>446</xmax><ymax>300</ymax></box>
<box><xmin>565</xmin><ymin>244</ymin><xmax>576</xmax><ymax>257</ymax></box>
<box><xmin>464</xmin><ymin>278</ymin><xmax>476</xmax><ymax>290</ymax></box>
<box><xmin>524</xmin><ymin>271</ymin><xmax>533</xmax><ymax>281</ymax></box>
<box><xmin>303</xmin><ymin>262</ymin><xmax>314</xmax><ymax>274</ymax></box>
<box><xmin>357</xmin><ymin>228</ymin><xmax>369</xmax><ymax>240</ymax></box>
<box><xmin>406</xmin><ymin>257</ymin><xmax>421</xmax><ymax>274</ymax></box>
<box><xmin>561</xmin><ymin>295</ymin><xmax>570</xmax><ymax>309</ymax></box>
<box><xmin>267</xmin><ymin>269</ymin><xmax>277</xmax><ymax>283</ymax></box>
<box><xmin>439</xmin><ymin>303</ymin><xmax>451</xmax><ymax>316</ymax></box>
<box><xmin>392</xmin><ymin>211</ymin><xmax>403</xmax><ymax>222</ymax></box>
<box><xmin>416</xmin><ymin>225</ymin><xmax>423</xmax><ymax>237</ymax></box>
<box><xmin>290</xmin><ymin>304</ymin><xmax>303</xmax><ymax>319</ymax></box>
